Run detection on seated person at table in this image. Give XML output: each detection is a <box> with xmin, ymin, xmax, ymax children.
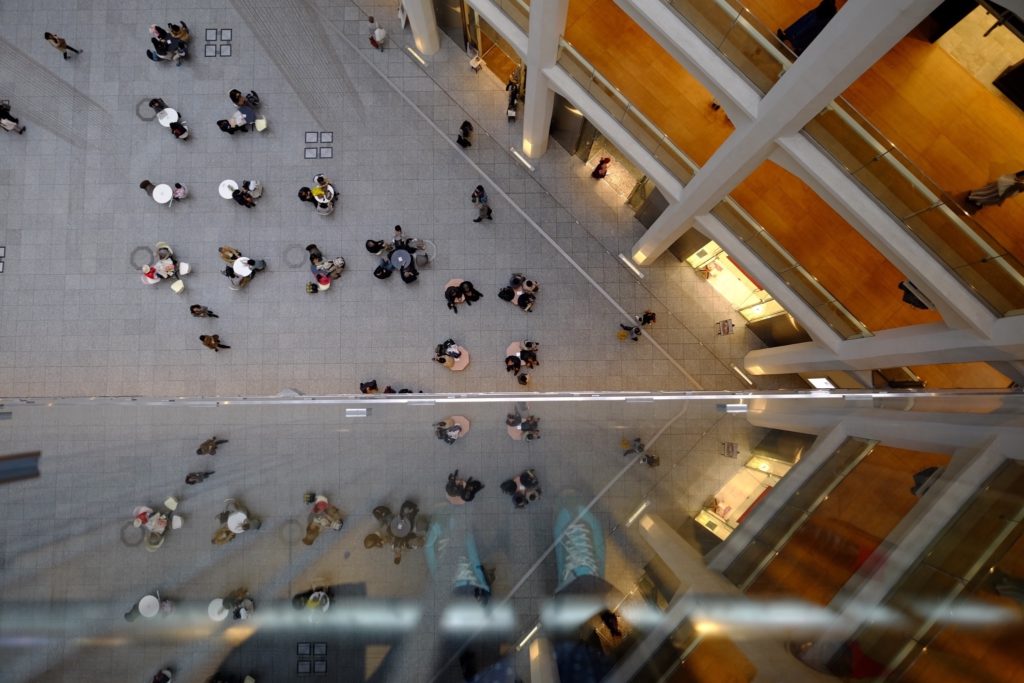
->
<box><xmin>517</xmin><ymin>291</ymin><xmax>536</xmax><ymax>312</ymax></box>
<box><xmin>400</xmin><ymin>264</ymin><xmax>418</xmax><ymax>284</ymax></box>
<box><xmin>460</xmin><ymin>280</ymin><xmax>482</xmax><ymax>304</ymax></box>
<box><xmin>366</xmin><ymin>239</ymin><xmax>388</xmax><ymax>255</ymax></box>
<box><xmin>498</xmin><ymin>286</ymin><xmax>515</xmax><ymax>302</ymax></box>
<box><xmin>505</xmin><ymin>355</ymin><xmax>522</xmax><ymax>375</ymax></box>
<box><xmin>229</xmin><ymin>89</ymin><xmax>247</xmax><ymax>107</ymax></box>
<box><xmin>232</xmin><ymin>188</ymin><xmax>256</xmax><ymax>208</ymax></box>
<box><xmin>169</xmin><ymin>121</ymin><xmax>189</xmax><ymax>140</ymax></box>
<box><xmin>445</xmin><ymin>285</ymin><xmax>465</xmax><ymax>313</ymax></box>
<box><xmin>240</xmin><ymin>179</ymin><xmax>262</xmax><ymax>198</ymax></box>
<box><xmin>298</xmin><ymin>186</ymin><xmax>318</xmax><ymax>206</ymax></box>
<box><xmin>217</xmin><ymin>118</ymin><xmax>246</xmax><ymax>135</ymax></box>
<box><xmin>520</xmin><ymin>349</ymin><xmax>539</xmax><ymax>369</ymax></box>
<box><xmin>373</xmin><ymin>259</ymin><xmax>394</xmax><ymax>279</ymax></box>
<box><xmin>148</xmin><ymin>98</ymin><xmax>168</xmax><ymax>113</ymax></box>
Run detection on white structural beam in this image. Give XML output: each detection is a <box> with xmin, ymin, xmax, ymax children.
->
<box><xmin>521</xmin><ymin>0</ymin><xmax>570</xmax><ymax>158</ymax></box>
<box><xmin>745</xmin><ymin>322</ymin><xmax>1024</xmax><ymax>377</ymax></box>
<box><xmin>745</xmin><ymin>398</ymin><xmax>1024</xmax><ymax>455</ymax></box>
<box><xmin>631</xmin><ymin>0</ymin><xmax>942</xmax><ymax>265</ymax></box>
<box><xmin>403</xmin><ymin>0</ymin><xmax>441</xmax><ymax>55</ymax></box>
<box><xmin>613</xmin><ymin>0</ymin><xmax>760</xmax><ymax>123</ymax></box>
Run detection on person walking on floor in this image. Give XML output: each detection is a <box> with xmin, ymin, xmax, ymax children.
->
<box><xmin>44</xmin><ymin>32</ymin><xmax>82</xmax><ymax>60</ymax></box>
<box><xmin>471</xmin><ymin>185</ymin><xmax>492</xmax><ymax>222</ymax></box>
<box><xmin>189</xmin><ymin>304</ymin><xmax>218</xmax><ymax>319</ymax></box>
<box><xmin>197</xmin><ymin>436</ymin><xmax>229</xmax><ymax>455</ymax></box>
<box><xmin>967</xmin><ymin>170</ymin><xmax>1024</xmax><ymax>211</ymax></box>
<box><xmin>185</xmin><ymin>471</ymin><xmax>215</xmax><ymax>485</ymax></box>
<box><xmin>199</xmin><ymin>334</ymin><xmax>230</xmax><ymax>352</ymax></box>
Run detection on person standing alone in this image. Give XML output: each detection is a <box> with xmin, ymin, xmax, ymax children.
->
<box><xmin>44</xmin><ymin>32</ymin><xmax>82</xmax><ymax>60</ymax></box>
<box><xmin>471</xmin><ymin>185</ymin><xmax>492</xmax><ymax>222</ymax></box>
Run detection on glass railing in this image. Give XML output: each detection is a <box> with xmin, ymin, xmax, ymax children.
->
<box><xmin>711</xmin><ymin>198</ymin><xmax>873</xmax><ymax>339</ymax></box>
<box><xmin>804</xmin><ymin>103</ymin><xmax>1024</xmax><ymax>316</ymax></box>
<box><xmin>721</xmin><ymin>437</ymin><xmax>878</xmax><ymax>589</ymax></box>
<box><xmin>662</xmin><ymin>0</ymin><xmax>790</xmax><ymax>94</ymax></box>
<box><xmin>494</xmin><ymin>0</ymin><xmax>529</xmax><ymax>31</ymax></box>
<box><xmin>658</xmin><ymin>0</ymin><xmax>1024</xmax><ymax>316</ymax></box>
<box><xmin>557</xmin><ymin>40</ymin><xmax>698</xmax><ymax>184</ymax></box>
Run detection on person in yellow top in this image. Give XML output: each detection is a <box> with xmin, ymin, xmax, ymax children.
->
<box><xmin>44</xmin><ymin>32</ymin><xmax>81</xmax><ymax>60</ymax></box>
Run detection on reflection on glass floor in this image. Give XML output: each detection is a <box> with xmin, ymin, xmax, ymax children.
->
<box><xmin>0</xmin><ymin>391</ymin><xmax>1022</xmax><ymax>681</ymax></box>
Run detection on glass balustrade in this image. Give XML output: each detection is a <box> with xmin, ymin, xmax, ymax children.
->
<box><xmin>804</xmin><ymin>103</ymin><xmax>1024</xmax><ymax>316</ymax></box>
<box><xmin>711</xmin><ymin>199</ymin><xmax>872</xmax><ymax>339</ymax></box>
<box><xmin>556</xmin><ymin>40</ymin><xmax>698</xmax><ymax>184</ymax></box>
<box><xmin>494</xmin><ymin>0</ymin><xmax>530</xmax><ymax>31</ymax></box>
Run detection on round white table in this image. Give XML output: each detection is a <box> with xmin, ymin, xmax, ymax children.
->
<box><xmin>219</xmin><ymin>179</ymin><xmax>239</xmax><ymax>199</ymax></box>
<box><xmin>208</xmin><ymin>598</ymin><xmax>229</xmax><ymax>621</ymax></box>
<box><xmin>232</xmin><ymin>260</ymin><xmax>253</xmax><ymax>278</ymax></box>
<box><xmin>226</xmin><ymin>510</ymin><xmax>249</xmax><ymax>533</ymax></box>
<box><xmin>156</xmin><ymin>108</ymin><xmax>179</xmax><ymax>127</ymax></box>
<box><xmin>152</xmin><ymin>184</ymin><xmax>173</xmax><ymax>204</ymax></box>
<box><xmin>390</xmin><ymin>249</ymin><xmax>411</xmax><ymax>268</ymax></box>
<box><xmin>138</xmin><ymin>595</ymin><xmax>161</xmax><ymax>618</ymax></box>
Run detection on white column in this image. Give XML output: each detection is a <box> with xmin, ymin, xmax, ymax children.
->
<box><xmin>630</xmin><ymin>0</ymin><xmax>942</xmax><ymax>265</ymax></box>
<box><xmin>403</xmin><ymin>0</ymin><xmax>441</xmax><ymax>55</ymax></box>
<box><xmin>745</xmin><ymin>321</ymin><xmax>1024</xmax><ymax>376</ymax></box>
<box><xmin>521</xmin><ymin>0</ymin><xmax>570</xmax><ymax>158</ymax></box>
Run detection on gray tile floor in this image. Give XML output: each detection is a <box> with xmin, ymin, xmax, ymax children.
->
<box><xmin>0</xmin><ymin>0</ymin><xmax>794</xmax><ymax>680</ymax></box>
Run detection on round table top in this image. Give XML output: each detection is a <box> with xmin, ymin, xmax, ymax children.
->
<box><xmin>449</xmin><ymin>415</ymin><xmax>471</xmax><ymax>436</ymax></box>
<box><xmin>505</xmin><ymin>341</ymin><xmax>523</xmax><ymax>357</ymax></box>
<box><xmin>219</xmin><ymin>179</ymin><xmax>239</xmax><ymax>199</ymax></box>
<box><xmin>238</xmin><ymin>105</ymin><xmax>257</xmax><ymax>123</ymax></box>
<box><xmin>208</xmin><ymin>598</ymin><xmax>229</xmax><ymax>621</ymax></box>
<box><xmin>152</xmin><ymin>184</ymin><xmax>173</xmax><ymax>204</ymax></box>
<box><xmin>507</xmin><ymin>424</ymin><xmax>525</xmax><ymax>440</ymax></box>
<box><xmin>389</xmin><ymin>517</ymin><xmax>412</xmax><ymax>538</ymax></box>
<box><xmin>450</xmin><ymin>347</ymin><xmax>470</xmax><ymax>372</ymax></box>
<box><xmin>156</xmin><ymin>108</ymin><xmax>179</xmax><ymax>127</ymax></box>
<box><xmin>390</xmin><ymin>249</ymin><xmax>411</xmax><ymax>268</ymax></box>
<box><xmin>226</xmin><ymin>510</ymin><xmax>249</xmax><ymax>531</ymax></box>
<box><xmin>138</xmin><ymin>595</ymin><xmax>161</xmax><ymax>618</ymax></box>
<box><xmin>445</xmin><ymin>278</ymin><xmax>465</xmax><ymax>290</ymax></box>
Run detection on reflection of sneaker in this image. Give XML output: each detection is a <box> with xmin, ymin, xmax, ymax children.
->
<box><xmin>554</xmin><ymin>506</ymin><xmax>605</xmax><ymax>593</ymax></box>
<box><xmin>452</xmin><ymin>532</ymin><xmax>490</xmax><ymax>594</ymax></box>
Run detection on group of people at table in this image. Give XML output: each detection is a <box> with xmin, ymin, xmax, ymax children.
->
<box><xmin>367</xmin><ymin>225</ymin><xmax>425</xmax><ymax>283</ymax></box>
<box><xmin>297</xmin><ymin>174</ymin><xmax>338</xmax><ymax>215</ymax></box>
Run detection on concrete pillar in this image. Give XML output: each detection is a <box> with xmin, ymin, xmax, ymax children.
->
<box><xmin>744</xmin><ymin>321</ymin><xmax>1024</xmax><ymax>377</ymax></box>
<box><xmin>521</xmin><ymin>0</ymin><xmax>570</xmax><ymax>158</ymax></box>
<box><xmin>630</xmin><ymin>0</ymin><xmax>942</xmax><ymax>265</ymax></box>
<box><xmin>403</xmin><ymin>0</ymin><xmax>441</xmax><ymax>55</ymax></box>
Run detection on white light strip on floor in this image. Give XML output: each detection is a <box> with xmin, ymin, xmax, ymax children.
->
<box><xmin>731</xmin><ymin>364</ymin><xmax>755</xmax><ymax>386</ymax></box>
<box><xmin>510</xmin><ymin>147</ymin><xmax>535</xmax><ymax>171</ymax></box>
<box><xmin>618</xmin><ymin>253</ymin><xmax>644</xmax><ymax>279</ymax></box>
<box><xmin>405</xmin><ymin>47</ymin><xmax>426</xmax><ymax>65</ymax></box>
<box><xmin>625</xmin><ymin>500</ymin><xmax>650</xmax><ymax>527</ymax></box>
